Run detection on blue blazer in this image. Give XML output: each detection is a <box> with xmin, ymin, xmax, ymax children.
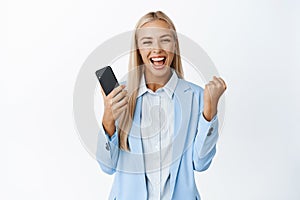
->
<box><xmin>96</xmin><ymin>78</ymin><xmax>219</xmax><ymax>200</ymax></box>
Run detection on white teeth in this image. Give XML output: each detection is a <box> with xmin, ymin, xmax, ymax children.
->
<box><xmin>151</xmin><ymin>57</ymin><xmax>165</xmax><ymax>61</ymax></box>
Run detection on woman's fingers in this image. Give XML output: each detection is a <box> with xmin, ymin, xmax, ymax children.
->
<box><xmin>213</xmin><ymin>76</ymin><xmax>227</xmax><ymax>89</ymax></box>
<box><xmin>113</xmin><ymin>89</ymin><xmax>128</xmax><ymax>104</ymax></box>
<box><xmin>108</xmin><ymin>85</ymin><xmax>126</xmax><ymax>99</ymax></box>
<box><xmin>112</xmin><ymin>95</ymin><xmax>129</xmax><ymax>111</ymax></box>
<box><xmin>212</xmin><ymin>76</ymin><xmax>224</xmax><ymax>88</ymax></box>
<box><xmin>113</xmin><ymin>103</ymin><xmax>128</xmax><ymax>119</ymax></box>
<box><xmin>101</xmin><ymin>84</ymin><xmax>128</xmax><ymax>121</ymax></box>
<box><xmin>208</xmin><ymin>80</ymin><xmax>216</xmax><ymax>86</ymax></box>
<box><xmin>218</xmin><ymin>77</ymin><xmax>227</xmax><ymax>89</ymax></box>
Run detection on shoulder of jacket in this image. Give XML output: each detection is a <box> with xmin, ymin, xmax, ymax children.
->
<box><xmin>178</xmin><ymin>78</ymin><xmax>204</xmax><ymax>93</ymax></box>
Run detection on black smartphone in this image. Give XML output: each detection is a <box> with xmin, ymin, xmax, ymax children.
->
<box><xmin>95</xmin><ymin>66</ymin><xmax>119</xmax><ymax>96</ymax></box>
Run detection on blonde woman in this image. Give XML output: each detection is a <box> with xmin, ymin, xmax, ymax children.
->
<box><xmin>97</xmin><ymin>11</ymin><xmax>226</xmax><ymax>200</ymax></box>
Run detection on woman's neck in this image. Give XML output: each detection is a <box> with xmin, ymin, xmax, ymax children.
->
<box><xmin>144</xmin><ymin>69</ymin><xmax>172</xmax><ymax>92</ymax></box>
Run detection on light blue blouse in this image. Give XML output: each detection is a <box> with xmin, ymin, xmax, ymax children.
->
<box><xmin>137</xmin><ymin>69</ymin><xmax>178</xmax><ymax>199</ymax></box>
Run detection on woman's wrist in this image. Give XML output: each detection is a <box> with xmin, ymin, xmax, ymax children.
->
<box><xmin>102</xmin><ymin>117</ymin><xmax>116</xmax><ymax>136</ymax></box>
<box><xmin>203</xmin><ymin>105</ymin><xmax>217</xmax><ymax>121</ymax></box>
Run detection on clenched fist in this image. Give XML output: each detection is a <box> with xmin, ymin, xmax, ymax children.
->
<box><xmin>203</xmin><ymin>76</ymin><xmax>227</xmax><ymax>121</ymax></box>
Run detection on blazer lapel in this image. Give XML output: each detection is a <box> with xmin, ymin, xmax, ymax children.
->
<box><xmin>124</xmin><ymin>96</ymin><xmax>145</xmax><ymax>173</ymax></box>
<box><xmin>128</xmin><ymin>95</ymin><xmax>144</xmax><ymax>154</ymax></box>
<box><xmin>170</xmin><ymin>79</ymin><xmax>194</xmax><ymax>198</ymax></box>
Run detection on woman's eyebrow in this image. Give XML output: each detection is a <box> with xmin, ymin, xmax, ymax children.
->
<box><xmin>140</xmin><ymin>36</ymin><xmax>153</xmax><ymax>41</ymax></box>
<box><xmin>160</xmin><ymin>34</ymin><xmax>172</xmax><ymax>38</ymax></box>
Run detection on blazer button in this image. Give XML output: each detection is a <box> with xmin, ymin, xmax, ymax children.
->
<box><xmin>105</xmin><ymin>142</ymin><xmax>110</xmax><ymax>151</ymax></box>
<box><xmin>207</xmin><ymin>127</ymin><xmax>214</xmax><ymax>136</ymax></box>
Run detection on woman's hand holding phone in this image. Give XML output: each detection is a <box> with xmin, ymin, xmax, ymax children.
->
<box><xmin>100</xmin><ymin>84</ymin><xmax>129</xmax><ymax>137</ymax></box>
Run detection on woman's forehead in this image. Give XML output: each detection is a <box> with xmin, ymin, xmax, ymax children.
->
<box><xmin>136</xmin><ymin>27</ymin><xmax>175</xmax><ymax>39</ymax></box>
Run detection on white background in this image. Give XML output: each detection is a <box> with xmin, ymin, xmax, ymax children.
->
<box><xmin>2</xmin><ymin>0</ymin><xmax>300</xmax><ymax>199</ymax></box>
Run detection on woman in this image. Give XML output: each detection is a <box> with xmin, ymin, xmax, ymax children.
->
<box><xmin>97</xmin><ymin>11</ymin><xmax>226</xmax><ymax>200</ymax></box>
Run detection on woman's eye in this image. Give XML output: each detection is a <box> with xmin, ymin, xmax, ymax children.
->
<box><xmin>161</xmin><ymin>39</ymin><xmax>171</xmax><ymax>43</ymax></box>
<box><xmin>142</xmin><ymin>41</ymin><xmax>152</xmax><ymax>45</ymax></box>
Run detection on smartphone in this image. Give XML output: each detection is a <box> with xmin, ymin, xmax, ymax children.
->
<box><xmin>95</xmin><ymin>66</ymin><xmax>119</xmax><ymax>96</ymax></box>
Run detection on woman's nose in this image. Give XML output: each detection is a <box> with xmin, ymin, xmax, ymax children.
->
<box><xmin>152</xmin><ymin>41</ymin><xmax>162</xmax><ymax>53</ymax></box>
<box><xmin>152</xmin><ymin>48</ymin><xmax>162</xmax><ymax>54</ymax></box>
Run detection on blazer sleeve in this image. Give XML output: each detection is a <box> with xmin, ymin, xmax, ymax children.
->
<box><xmin>192</xmin><ymin>87</ymin><xmax>219</xmax><ymax>172</ymax></box>
<box><xmin>96</xmin><ymin>81</ymin><xmax>127</xmax><ymax>175</ymax></box>
<box><xmin>96</xmin><ymin>121</ymin><xmax>120</xmax><ymax>175</ymax></box>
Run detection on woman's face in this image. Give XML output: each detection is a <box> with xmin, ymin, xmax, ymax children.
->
<box><xmin>136</xmin><ymin>19</ymin><xmax>176</xmax><ymax>82</ymax></box>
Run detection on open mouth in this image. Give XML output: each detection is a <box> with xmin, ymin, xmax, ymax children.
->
<box><xmin>150</xmin><ymin>56</ymin><xmax>166</xmax><ymax>67</ymax></box>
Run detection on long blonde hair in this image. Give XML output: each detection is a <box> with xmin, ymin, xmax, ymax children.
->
<box><xmin>118</xmin><ymin>11</ymin><xmax>185</xmax><ymax>151</ymax></box>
